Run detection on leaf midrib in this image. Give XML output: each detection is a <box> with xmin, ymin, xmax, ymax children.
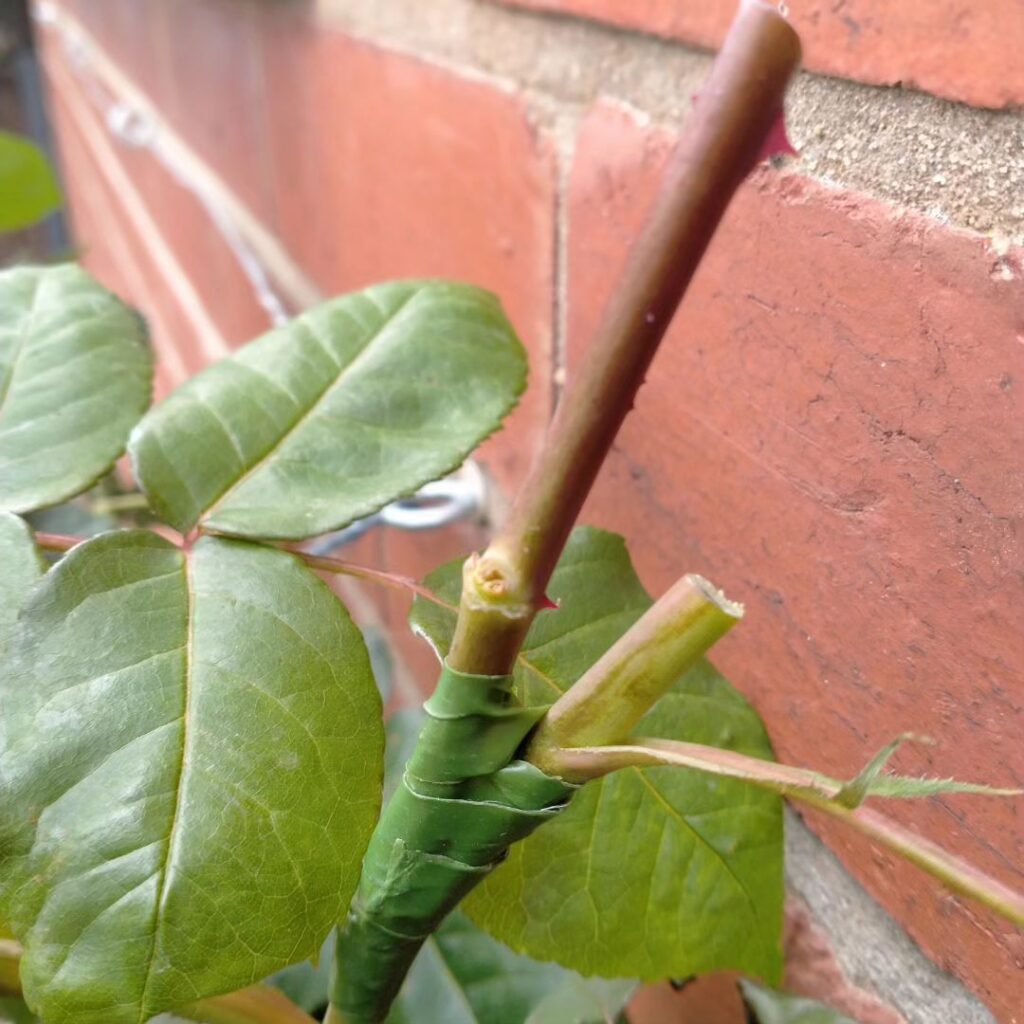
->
<box><xmin>631</xmin><ymin>769</ymin><xmax>767</xmax><ymax>942</ymax></box>
<box><xmin>202</xmin><ymin>290</ymin><xmax>420</xmax><ymax>525</ymax></box>
<box><xmin>137</xmin><ymin>551</ymin><xmax>195</xmax><ymax>1021</ymax></box>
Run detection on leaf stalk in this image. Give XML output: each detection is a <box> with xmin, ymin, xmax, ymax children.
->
<box><xmin>543</xmin><ymin>739</ymin><xmax>1024</xmax><ymax>927</ymax></box>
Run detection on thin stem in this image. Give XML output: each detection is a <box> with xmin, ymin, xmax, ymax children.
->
<box><xmin>809</xmin><ymin>801</ymin><xmax>1024</xmax><ymax>929</ymax></box>
<box><xmin>544</xmin><ymin>741</ymin><xmax>848</xmax><ymax>797</ymax></box>
<box><xmin>448</xmin><ymin>1</ymin><xmax>801</xmax><ymax>672</ymax></box>
<box><xmin>280</xmin><ymin>546</ymin><xmax>455</xmax><ymax>610</ymax></box>
<box><xmin>34</xmin><ymin>531</ymin><xmax>84</xmax><ymax>552</ymax></box>
<box><xmin>34</xmin><ymin>530</ymin><xmax>453</xmax><ymax>609</ymax></box>
<box><xmin>529</xmin><ymin>574</ymin><xmax>743</xmax><ymax>763</ymax></box>
<box><xmin>545</xmin><ymin>740</ymin><xmax>1024</xmax><ymax>927</ymax></box>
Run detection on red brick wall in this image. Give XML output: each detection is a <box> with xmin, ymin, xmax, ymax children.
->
<box><xmin>493</xmin><ymin>0</ymin><xmax>1024</xmax><ymax>108</ymax></box>
<box><xmin>35</xmin><ymin>0</ymin><xmax>1024</xmax><ymax>1019</ymax></box>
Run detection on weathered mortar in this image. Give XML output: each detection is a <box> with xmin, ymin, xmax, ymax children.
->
<box><xmin>316</xmin><ymin>0</ymin><xmax>1024</xmax><ymax>242</ymax></box>
<box><xmin>785</xmin><ymin>811</ymin><xmax>997</xmax><ymax>1024</ymax></box>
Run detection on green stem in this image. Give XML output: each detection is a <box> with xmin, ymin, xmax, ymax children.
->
<box><xmin>529</xmin><ymin>574</ymin><xmax>743</xmax><ymax>763</ymax></box>
<box><xmin>811</xmin><ymin>801</ymin><xmax>1024</xmax><ymax>928</ymax></box>
<box><xmin>545</xmin><ymin>740</ymin><xmax>1024</xmax><ymax>927</ymax></box>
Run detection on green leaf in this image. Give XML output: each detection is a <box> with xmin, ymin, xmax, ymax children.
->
<box><xmin>411</xmin><ymin>527</ymin><xmax>785</xmax><ymax>984</ymax></box>
<box><xmin>270</xmin><ymin>707</ymin><xmax>632</xmax><ymax>1024</ymax></box>
<box><xmin>266</xmin><ymin>707</ymin><xmax>422</xmax><ymax>1017</ymax></box>
<box><xmin>0</xmin><ymin>133</ymin><xmax>61</xmax><ymax>232</ymax></box>
<box><xmin>130</xmin><ymin>281</ymin><xmax>526</xmax><ymax>540</ymax></box>
<box><xmin>0</xmin><ymin>265</ymin><xmax>153</xmax><ymax>514</ymax></box>
<box><xmin>386</xmin><ymin>912</ymin><xmax>634</xmax><ymax>1024</ymax></box>
<box><xmin>0</xmin><ymin>513</ymin><xmax>44</xmax><ymax>657</ymax></box>
<box><xmin>525</xmin><ymin>977</ymin><xmax>634</xmax><ymax>1024</ymax></box>
<box><xmin>739</xmin><ymin>980</ymin><xmax>855</xmax><ymax>1023</ymax></box>
<box><xmin>0</xmin><ymin>531</ymin><xmax>384</xmax><ymax>1024</ymax></box>
<box><xmin>863</xmin><ymin>774</ymin><xmax>1020</xmax><ymax>800</ymax></box>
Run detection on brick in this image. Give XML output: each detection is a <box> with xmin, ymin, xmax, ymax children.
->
<box><xmin>41</xmin><ymin>43</ymin><xmax>194</xmax><ymax>383</ymax></box>
<box><xmin>261</xmin><ymin>14</ymin><xmax>557</xmax><ymax>495</ymax></box>
<box><xmin>566</xmin><ymin>101</ymin><xmax>1023</xmax><ymax>1019</ymax></box>
<box><xmin>40</xmin><ymin>34</ymin><xmax>269</xmax><ymax>379</ymax></box>
<box><xmin>69</xmin><ymin>0</ymin><xmax>168</xmax><ymax>110</ymax></box>
<box><xmin>115</xmin><ymin>140</ymin><xmax>272</xmax><ymax>351</ymax></box>
<box><xmin>155</xmin><ymin>0</ymin><xmax>277</xmax><ymax>221</ymax></box>
<box><xmin>495</xmin><ymin>0</ymin><xmax>1024</xmax><ymax>108</ymax></box>
<box><xmin>629</xmin><ymin>976</ymin><xmax>744</xmax><ymax>1024</ymax></box>
<box><xmin>40</xmin><ymin>2</ymin><xmax>273</xmax><ymax>359</ymax></box>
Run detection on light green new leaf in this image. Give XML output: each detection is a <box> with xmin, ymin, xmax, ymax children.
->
<box><xmin>0</xmin><ymin>265</ymin><xmax>153</xmax><ymax>514</ymax></box>
<box><xmin>387</xmin><ymin>912</ymin><xmax>634</xmax><ymax>1024</ymax></box>
<box><xmin>0</xmin><ymin>513</ymin><xmax>44</xmax><ymax>656</ymax></box>
<box><xmin>130</xmin><ymin>281</ymin><xmax>526</xmax><ymax>540</ymax></box>
<box><xmin>739</xmin><ymin>980</ymin><xmax>855</xmax><ymax>1023</ymax></box>
<box><xmin>0</xmin><ymin>531</ymin><xmax>384</xmax><ymax>1024</ymax></box>
<box><xmin>0</xmin><ymin>132</ymin><xmax>61</xmax><ymax>232</ymax></box>
<box><xmin>835</xmin><ymin>734</ymin><xmax>1019</xmax><ymax>806</ymax></box>
<box><xmin>411</xmin><ymin>527</ymin><xmax>784</xmax><ymax>983</ymax></box>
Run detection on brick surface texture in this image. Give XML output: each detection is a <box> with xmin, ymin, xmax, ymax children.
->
<box><xmin>493</xmin><ymin>0</ymin><xmax>1024</xmax><ymax>108</ymax></box>
<box><xmin>567</xmin><ymin>101</ymin><xmax>1023</xmax><ymax>1022</ymax></box>
<box><xmin>34</xmin><ymin>0</ymin><xmax>1024</xmax><ymax>1019</ymax></box>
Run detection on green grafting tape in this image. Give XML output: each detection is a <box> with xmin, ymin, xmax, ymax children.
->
<box><xmin>332</xmin><ymin>665</ymin><xmax>574</xmax><ymax>1023</ymax></box>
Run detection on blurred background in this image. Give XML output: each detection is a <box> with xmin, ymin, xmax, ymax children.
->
<box><xmin>0</xmin><ymin>0</ymin><xmax>66</xmax><ymax>264</ymax></box>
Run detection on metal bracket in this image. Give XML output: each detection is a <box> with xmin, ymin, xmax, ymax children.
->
<box><xmin>308</xmin><ymin>461</ymin><xmax>488</xmax><ymax>556</ymax></box>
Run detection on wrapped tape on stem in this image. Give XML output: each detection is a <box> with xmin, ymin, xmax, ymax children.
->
<box><xmin>332</xmin><ymin>666</ymin><xmax>572</xmax><ymax>1023</ymax></box>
